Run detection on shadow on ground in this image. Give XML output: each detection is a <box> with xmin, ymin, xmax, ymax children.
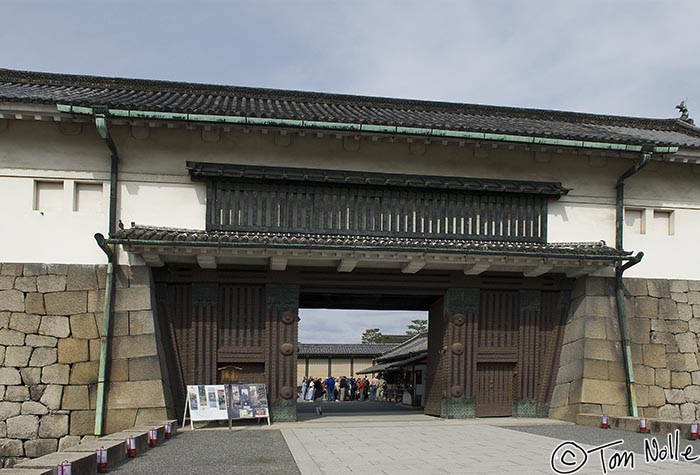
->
<box><xmin>110</xmin><ymin>430</ymin><xmax>299</xmax><ymax>475</ymax></box>
<box><xmin>297</xmin><ymin>400</ymin><xmax>422</xmax><ymax>415</ymax></box>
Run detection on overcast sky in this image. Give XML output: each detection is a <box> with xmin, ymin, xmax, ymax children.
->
<box><xmin>2</xmin><ymin>1</ymin><xmax>699</xmax><ymax>119</ymax></box>
<box><xmin>299</xmin><ymin>309</ymin><xmax>427</xmax><ymax>344</ymax></box>
<box><xmin>3</xmin><ymin>1</ymin><xmax>698</xmax><ymax>342</ymax></box>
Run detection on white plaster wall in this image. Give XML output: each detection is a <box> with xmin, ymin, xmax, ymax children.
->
<box><xmin>1</xmin><ymin>118</ymin><xmax>699</xmax><ymax>278</ymax></box>
<box><xmin>0</xmin><ymin>176</ymin><xmax>108</xmax><ymax>264</ymax></box>
<box><xmin>119</xmin><ymin>181</ymin><xmax>206</xmax><ymax>231</ymax></box>
<box><xmin>623</xmin><ymin>207</ymin><xmax>700</xmax><ymax>279</ymax></box>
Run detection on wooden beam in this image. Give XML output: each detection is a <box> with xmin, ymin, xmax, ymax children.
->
<box><xmin>141</xmin><ymin>253</ymin><xmax>164</xmax><ymax>267</ymax></box>
<box><xmin>401</xmin><ymin>259</ymin><xmax>425</xmax><ymax>274</ymax></box>
<box><xmin>337</xmin><ymin>258</ymin><xmax>358</xmax><ymax>273</ymax></box>
<box><xmin>463</xmin><ymin>262</ymin><xmax>490</xmax><ymax>275</ymax></box>
<box><xmin>566</xmin><ymin>266</ymin><xmax>597</xmax><ymax>278</ymax></box>
<box><xmin>196</xmin><ymin>254</ymin><xmax>217</xmax><ymax>269</ymax></box>
<box><xmin>523</xmin><ymin>264</ymin><xmax>553</xmax><ymax>277</ymax></box>
<box><xmin>269</xmin><ymin>256</ymin><xmax>288</xmax><ymax>271</ymax></box>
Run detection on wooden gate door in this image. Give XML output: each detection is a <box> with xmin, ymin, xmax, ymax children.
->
<box><xmin>475</xmin><ymin>362</ymin><xmax>514</xmax><ymax>417</ymax></box>
<box><xmin>475</xmin><ymin>290</ymin><xmax>519</xmax><ymax>417</ymax></box>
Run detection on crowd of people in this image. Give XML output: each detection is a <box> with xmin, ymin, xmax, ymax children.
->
<box><xmin>299</xmin><ymin>375</ymin><xmax>387</xmax><ymax>414</ymax></box>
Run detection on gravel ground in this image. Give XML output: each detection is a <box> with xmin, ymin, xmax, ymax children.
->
<box><xmin>110</xmin><ymin>429</ymin><xmax>300</xmax><ymax>475</ymax></box>
<box><xmin>501</xmin><ymin>423</ymin><xmax>700</xmax><ymax>462</ymax></box>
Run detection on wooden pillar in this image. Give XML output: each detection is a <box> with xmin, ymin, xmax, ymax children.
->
<box><xmin>265</xmin><ymin>284</ymin><xmax>299</xmax><ymax>422</ymax></box>
<box><xmin>191</xmin><ymin>283</ymin><xmax>218</xmax><ymax>385</ymax></box>
<box><xmin>425</xmin><ymin>288</ymin><xmax>479</xmax><ymax>418</ymax></box>
<box><xmin>443</xmin><ymin>287</ymin><xmax>479</xmax><ymax>418</ymax></box>
<box><xmin>516</xmin><ymin>289</ymin><xmax>541</xmax><ymax>416</ymax></box>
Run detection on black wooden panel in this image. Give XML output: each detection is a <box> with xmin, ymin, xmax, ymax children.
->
<box><xmin>206</xmin><ymin>181</ymin><xmax>548</xmax><ymax>242</ymax></box>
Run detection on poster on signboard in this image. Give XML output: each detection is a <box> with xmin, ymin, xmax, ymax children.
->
<box><xmin>230</xmin><ymin>383</ymin><xmax>269</xmax><ymax>419</ymax></box>
<box><xmin>186</xmin><ymin>385</ymin><xmax>229</xmax><ymax>422</ymax></box>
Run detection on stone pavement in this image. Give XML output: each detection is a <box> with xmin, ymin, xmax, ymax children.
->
<box><xmin>99</xmin><ymin>413</ymin><xmax>700</xmax><ymax>474</ymax></box>
<box><xmin>279</xmin><ymin>414</ymin><xmax>700</xmax><ymax>474</ymax></box>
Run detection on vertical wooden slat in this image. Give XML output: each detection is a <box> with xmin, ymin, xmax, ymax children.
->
<box><xmin>539</xmin><ymin>197</ymin><xmax>547</xmax><ymax>242</ymax></box>
<box><xmin>365</xmin><ymin>188</ymin><xmax>373</xmax><ymax>232</ymax></box>
<box><xmin>204</xmin><ymin>179</ymin><xmax>551</xmax><ymax>242</ymax></box>
<box><xmin>206</xmin><ymin>183</ymin><xmax>215</xmax><ymax>230</ymax></box>
<box><xmin>307</xmin><ymin>185</ymin><xmax>313</xmax><ymax>230</ymax></box>
<box><xmin>495</xmin><ymin>195</ymin><xmax>503</xmax><ymax>239</ymax></box>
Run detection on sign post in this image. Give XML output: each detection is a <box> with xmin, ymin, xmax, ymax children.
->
<box><xmin>229</xmin><ymin>383</ymin><xmax>271</xmax><ymax>426</ymax></box>
<box><xmin>183</xmin><ymin>384</ymin><xmax>230</xmax><ymax>430</ymax></box>
<box><xmin>183</xmin><ymin>383</ymin><xmax>271</xmax><ymax>428</ymax></box>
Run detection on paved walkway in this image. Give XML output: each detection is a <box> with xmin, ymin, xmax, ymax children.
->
<box><xmin>279</xmin><ymin>414</ymin><xmax>700</xmax><ymax>474</ymax></box>
<box><xmin>109</xmin><ymin>413</ymin><xmax>700</xmax><ymax>474</ymax></box>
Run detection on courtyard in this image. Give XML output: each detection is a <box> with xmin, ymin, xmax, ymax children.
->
<box><xmin>110</xmin><ymin>415</ymin><xmax>700</xmax><ymax>474</ymax></box>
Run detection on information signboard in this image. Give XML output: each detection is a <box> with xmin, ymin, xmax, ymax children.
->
<box><xmin>230</xmin><ymin>384</ymin><xmax>270</xmax><ymax>423</ymax></box>
<box><xmin>182</xmin><ymin>383</ymin><xmax>271</xmax><ymax>429</ymax></box>
<box><xmin>183</xmin><ymin>384</ymin><xmax>229</xmax><ymax>428</ymax></box>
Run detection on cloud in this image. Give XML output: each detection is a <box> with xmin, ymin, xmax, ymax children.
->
<box><xmin>299</xmin><ymin>309</ymin><xmax>427</xmax><ymax>343</ymax></box>
<box><xmin>2</xmin><ymin>1</ymin><xmax>699</xmax><ymax>118</ymax></box>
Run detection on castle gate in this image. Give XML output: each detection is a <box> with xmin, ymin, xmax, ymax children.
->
<box><xmin>111</xmin><ymin>162</ymin><xmax>619</xmax><ymax>421</ymax></box>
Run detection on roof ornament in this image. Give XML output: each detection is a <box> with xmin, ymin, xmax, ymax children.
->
<box><xmin>676</xmin><ymin>100</ymin><xmax>694</xmax><ymax>125</ymax></box>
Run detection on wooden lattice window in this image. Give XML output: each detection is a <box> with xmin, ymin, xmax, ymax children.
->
<box><xmin>206</xmin><ymin>181</ymin><xmax>549</xmax><ymax>242</ymax></box>
<box><xmin>190</xmin><ymin>162</ymin><xmax>566</xmax><ymax>244</ymax></box>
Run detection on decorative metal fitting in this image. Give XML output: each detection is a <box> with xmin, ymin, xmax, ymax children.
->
<box><xmin>280</xmin><ymin>386</ymin><xmax>294</xmax><ymax>400</ymax></box>
<box><xmin>451</xmin><ymin>313</ymin><xmax>466</xmax><ymax>326</ymax></box>
<box><xmin>280</xmin><ymin>311</ymin><xmax>297</xmax><ymax>325</ymax></box>
<box><xmin>280</xmin><ymin>342</ymin><xmax>295</xmax><ymax>356</ymax></box>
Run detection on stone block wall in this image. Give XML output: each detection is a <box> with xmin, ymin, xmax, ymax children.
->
<box><xmin>0</xmin><ymin>263</ymin><xmax>173</xmax><ymax>468</ymax></box>
<box><xmin>102</xmin><ymin>265</ymin><xmax>174</xmax><ymax>434</ymax></box>
<box><xmin>550</xmin><ymin>276</ymin><xmax>700</xmax><ymax>423</ymax></box>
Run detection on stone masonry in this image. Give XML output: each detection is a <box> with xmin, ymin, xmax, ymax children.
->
<box><xmin>0</xmin><ymin>263</ymin><xmax>173</xmax><ymax>468</ymax></box>
<box><xmin>550</xmin><ymin>276</ymin><xmax>700</xmax><ymax>423</ymax></box>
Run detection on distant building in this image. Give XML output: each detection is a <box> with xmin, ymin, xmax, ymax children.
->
<box><xmin>378</xmin><ymin>334</ymin><xmax>413</xmax><ymax>345</ymax></box>
<box><xmin>297</xmin><ymin>343</ymin><xmax>394</xmax><ymax>381</ymax></box>
<box><xmin>358</xmin><ymin>334</ymin><xmax>428</xmax><ymax>406</ymax></box>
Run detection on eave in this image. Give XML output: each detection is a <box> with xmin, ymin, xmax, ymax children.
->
<box><xmin>106</xmin><ymin>226</ymin><xmax>629</xmax><ymax>277</ymax></box>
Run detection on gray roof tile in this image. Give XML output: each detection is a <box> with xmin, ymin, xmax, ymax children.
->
<box><xmin>377</xmin><ymin>335</ymin><xmax>428</xmax><ymax>362</ymax></box>
<box><xmin>109</xmin><ymin>225</ymin><xmax>628</xmax><ymax>260</ymax></box>
<box><xmin>298</xmin><ymin>343</ymin><xmax>394</xmax><ymax>356</ymax></box>
<box><xmin>2</xmin><ymin>69</ymin><xmax>700</xmax><ymax>149</ymax></box>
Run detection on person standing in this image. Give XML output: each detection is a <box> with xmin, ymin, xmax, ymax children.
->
<box><xmin>357</xmin><ymin>377</ymin><xmax>365</xmax><ymax>400</ymax></box>
<box><xmin>305</xmin><ymin>379</ymin><xmax>315</xmax><ymax>401</ymax></box>
<box><xmin>300</xmin><ymin>377</ymin><xmax>308</xmax><ymax>402</ymax></box>
<box><xmin>350</xmin><ymin>377</ymin><xmax>358</xmax><ymax>401</ymax></box>
<box><xmin>339</xmin><ymin>376</ymin><xmax>347</xmax><ymax>402</ymax></box>
<box><xmin>313</xmin><ymin>378</ymin><xmax>325</xmax><ymax>415</ymax></box>
<box><xmin>369</xmin><ymin>375</ymin><xmax>379</xmax><ymax>401</ymax></box>
<box><xmin>378</xmin><ymin>376</ymin><xmax>386</xmax><ymax>401</ymax></box>
<box><xmin>324</xmin><ymin>375</ymin><xmax>336</xmax><ymax>401</ymax></box>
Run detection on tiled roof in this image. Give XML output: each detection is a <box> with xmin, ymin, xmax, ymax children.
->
<box><xmin>377</xmin><ymin>335</ymin><xmax>428</xmax><ymax>363</ymax></box>
<box><xmin>298</xmin><ymin>343</ymin><xmax>394</xmax><ymax>356</ymax></box>
<box><xmin>355</xmin><ymin>363</ymin><xmax>390</xmax><ymax>374</ymax></box>
<box><xmin>109</xmin><ymin>225</ymin><xmax>628</xmax><ymax>260</ymax></box>
<box><xmin>187</xmin><ymin>161</ymin><xmax>569</xmax><ymax>196</ymax></box>
<box><xmin>1</xmin><ymin>69</ymin><xmax>700</xmax><ymax>149</ymax></box>
<box><xmin>357</xmin><ymin>337</ymin><xmax>429</xmax><ymax>374</ymax></box>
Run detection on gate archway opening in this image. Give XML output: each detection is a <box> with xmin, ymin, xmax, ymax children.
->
<box><xmin>153</xmin><ymin>266</ymin><xmax>572</xmax><ymax>422</ymax></box>
<box><xmin>297</xmin><ymin>295</ymin><xmax>431</xmax><ymax>419</ymax></box>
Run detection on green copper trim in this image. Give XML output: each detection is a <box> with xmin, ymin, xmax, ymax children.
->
<box><xmin>56</xmin><ymin>104</ymin><xmax>679</xmax><ymax>154</ymax></box>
